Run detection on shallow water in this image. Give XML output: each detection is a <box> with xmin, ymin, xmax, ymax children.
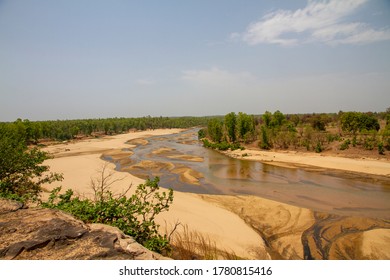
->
<box><xmin>115</xmin><ymin>129</ymin><xmax>390</xmax><ymax>219</ymax></box>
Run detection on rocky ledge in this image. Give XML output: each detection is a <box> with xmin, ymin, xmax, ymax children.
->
<box><xmin>0</xmin><ymin>199</ymin><xmax>169</xmax><ymax>260</ymax></box>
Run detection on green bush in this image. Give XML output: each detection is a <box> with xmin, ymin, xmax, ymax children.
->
<box><xmin>363</xmin><ymin>137</ymin><xmax>375</xmax><ymax>150</ymax></box>
<box><xmin>202</xmin><ymin>139</ymin><xmax>243</xmax><ymax>151</ymax></box>
<box><xmin>0</xmin><ymin>128</ymin><xmax>62</xmax><ymax>202</ymax></box>
<box><xmin>259</xmin><ymin>126</ymin><xmax>271</xmax><ymax>150</ymax></box>
<box><xmin>378</xmin><ymin>142</ymin><xmax>385</xmax><ymax>155</ymax></box>
<box><xmin>340</xmin><ymin>139</ymin><xmax>351</xmax><ymax>150</ymax></box>
<box><xmin>315</xmin><ymin>142</ymin><xmax>323</xmax><ymax>153</ymax></box>
<box><xmin>197</xmin><ymin>129</ymin><xmax>206</xmax><ymax>140</ymax></box>
<box><xmin>42</xmin><ymin>177</ymin><xmax>173</xmax><ymax>254</ymax></box>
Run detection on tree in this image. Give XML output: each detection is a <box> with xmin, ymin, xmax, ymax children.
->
<box><xmin>260</xmin><ymin>126</ymin><xmax>271</xmax><ymax>149</ymax></box>
<box><xmin>271</xmin><ymin>110</ymin><xmax>286</xmax><ymax>128</ymax></box>
<box><xmin>311</xmin><ymin>114</ymin><xmax>327</xmax><ymax>131</ymax></box>
<box><xmin>207</xmin><ymin>119</ymin><xmax>223</xmax><ymax>143</ymax></box>
<box><xmin>262</xmin><ymin>111</ymin><xmax>272</xmax><ymax>128</ymax></box>
<box><xmin>224</xmin><ymin>112</ymin><xmax>237</xmax><ymax>143</ymax></box>
<box><xmin>237</xmin><ymin>112</ymin><xmax>255</xmax><ymax>143</ymax></box>
<box><xmin>0</xmin><ymin>127</ymin><xmax>62</xmax><ymax>202</ymax></box>
<box><xmin>340</xmin><ymin>112</ymin><xmax>380</xmax><ymax>134</ymax></box>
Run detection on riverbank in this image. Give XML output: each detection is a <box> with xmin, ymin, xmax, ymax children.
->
<box><xmin>41</xmin><ymin>129</ymin><xmax>268</xmax><ymax>259</ymax></box>
<box><xmin>223</xmin><ymin>148</ymin><xmax>390</xmax><ymax>177</ymax></box>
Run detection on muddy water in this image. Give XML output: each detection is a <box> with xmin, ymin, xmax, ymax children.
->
<box><xmin>112</xmin><ymin>129</ymin><xmax>390</xmax><ymax>220</ymax></box>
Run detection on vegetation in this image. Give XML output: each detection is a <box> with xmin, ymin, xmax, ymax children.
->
<box><xmin>42</xmin><ymin>169</ymin><xmax>173</xmax><ymax>254</ymax></box>
<box><xmin>202</xmin><ymin>139</ymin><xmax>243</xmax><ymax>151</ymax></box>
<box><xmin>170</xmin><ymin>225</ymin><xmax>240</xmax><ymax>260</ymax></box>
<box><xmin>200</xmin><ymin>109</ymin><xmax>389</xmax><ymax>155</ymax></box>
<box><xmin>0</xmin><ymin>120</ymin><xmax>176</xmax><ymax>253</ymax></box>
<box><xmin>0</xmin><ymin>116</ymin><xmax>212</xmax><ymax>143</ymax></box>
<box><xmin>0</xmin><ymin>125</ymin><xmax>62</xmax><ymax>202</ymax></box>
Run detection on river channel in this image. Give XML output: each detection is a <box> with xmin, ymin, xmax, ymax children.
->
<box><xmin>108</xmin><ymin>129</ymin><xmax>390</xmax><ymax>220</ymax></box>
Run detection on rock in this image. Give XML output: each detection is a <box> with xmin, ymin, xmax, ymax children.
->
<box><xmin>0</xmin><ymin>199</ymin><xmax>169</xmax><ymax>260</ymax></box>
<box><xmin>0</xmin><ymin>199</ymin><xmax>24</xmax><ymax>214</ymax></box>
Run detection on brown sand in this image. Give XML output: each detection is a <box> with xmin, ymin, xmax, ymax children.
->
<box><xmin>42</xmin><ymin>129</ymin><xmax>267</xmax><ymax>259</ymax></box>
<box><xmin>225</xmin><ymin>149</ymin><xmax>390</xmax><ymax>176</ymax></box>
<box><xmin>41</xmin><ymin>129</ymin><xmax>390</xmax><ymax>259</ymax></box>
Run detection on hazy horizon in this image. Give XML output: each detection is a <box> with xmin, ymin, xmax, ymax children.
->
<box><xmin>1</xmin><ymin>0</ymin><xmax>390</xmax><ymax>122</ymax></box>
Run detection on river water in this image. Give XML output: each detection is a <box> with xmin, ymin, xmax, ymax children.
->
<box><xmin>115</xmin><ymin>129</ymin><xmax>390</xmax><ymax>220</ymax></box>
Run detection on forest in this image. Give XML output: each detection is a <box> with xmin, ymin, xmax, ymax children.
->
<box><xmin>199</xmin><ymin>109</ymin><xmax>390</xmax><ymax>155</ymax></box>
<box><xmin>0</xmin><ymin>116</ymin><xmax>212</xmax><ymax>144</ymax></box>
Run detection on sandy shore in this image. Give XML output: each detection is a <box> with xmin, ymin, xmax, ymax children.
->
<box><xmin>42</xmin><ymin>129</ymin><xmax>268</xmax><ymax>259</ymax></box>
<box><xmin>224</xmin><ymin>149</ymin><xmax>390</xmax><ymax>177</ymax></box>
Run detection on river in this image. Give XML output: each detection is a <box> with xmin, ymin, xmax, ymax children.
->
<box><xmin>109</xmin><ymin>129</ymin><xmax>390</xmax><ymax>220</ymax></box>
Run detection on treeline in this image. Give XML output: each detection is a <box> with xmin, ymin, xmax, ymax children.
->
<box><xmin>199</xmin><ymin>109</ymin><xmax>390</xmax><ymax>154</ymax></box>
<box><xmin>0</xmin><ymin>116</ymin><xmax>212</xmax><ymax>144</ymax></box>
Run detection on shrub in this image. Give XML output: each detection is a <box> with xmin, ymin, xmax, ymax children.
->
<box><xmin>315</xmin><ymin>142</ymin><xmax>323</xmax><ymax>153</ymax></box>
<box><xmin>0</xmin><ymin>129</ymin><xmax>62</xmax><ymax>202</ymax></box>
<box><xmin>42</xmin><ymin>175</ymin><xmax>173</xmax><ymax>254</ymax></box>
<box><xmin>197</xmin><ymin>129</ymin><xmax>206</xmax><ymax>140</ymax></box>
<box><xmin>378</xmin><ymin>142</ymin><xmax>385</xmax><ymax>155</ymax></box>
<box><xmin>340</xmin><ymin>139</ymin><xmax>351</xmax><ymax>150</ymax></box>
<box><xmin>259</xmin><ymin>126</ymin><xmax>271</xmax><ymax>150</ymax></box>
<box><xmin>363</xmin><ymin>137</ymin><xmax>375</xmax><ymax>150</ymax></box>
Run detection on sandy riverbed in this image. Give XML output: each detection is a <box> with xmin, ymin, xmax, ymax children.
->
<box><xmin>224</xmin><ymin>149</ymin><xmax>390</xmax><ymax>176</ymax></box>
<box><xmin>42</xmin><ymin>129</ymin><xmax>268</xmax><ymax>259</ymax></box>
<box><xmin>41</xmin><ymin>129</ymin><xmax>390</xmax><ymax>259</ymax></box>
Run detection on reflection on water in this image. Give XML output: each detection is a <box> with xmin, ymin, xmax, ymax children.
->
<box><xmin>116</xmin><ymin>129</ymin><xmax>390</xmax><ymax>219</ymax></box>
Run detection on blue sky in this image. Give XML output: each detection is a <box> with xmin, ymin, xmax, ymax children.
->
<box><xmin>1</xmin><ymin>0</ymin><xmax>389</xmax><ymax>121</ymax></box>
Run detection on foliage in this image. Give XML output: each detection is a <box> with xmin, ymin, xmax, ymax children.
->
<box><xmin>237</xmin><ymin>112</ymin><xmax>255</xmax><ymax>143</ymax></box>
<box><xmin>197</xmin><ymin>129</ymin><xmax>206</xmax><ymax>140</ymax></box>
<box><xmin>270</xmin><ymin>110</ymin><xmax>286</xmax><ymax>128</ymax></box>
<box><xmin>262</xmin><ymin>111</ymin><xmax>272</xmax><ymax>128</ymax></box>
<box><xmin>363</xmin><ymin>136</ymin><xmax>376</xmax><ymax>150</ymax></box>
<box><xmin>340</xmin><ymin>112</ymin><xmax>380</xmax><ymax>134</ymax></box>
<box><xmin>259</xmin><ymin>126</ymin><xmax>271</xmax><ymax>150</ymax></box>
<box><xmin>0</xmin><ymin>126</ymin><xmax>62</xmax><ymax>202</ymax></box>
<box><xmin>315</xmin><ymin>142</ymin><xmax>323</xmax><ymax>153</ymax></box>
<box><xmin>0</xmin><ymin>116</ymin><xmax>213</xmax><ymax>142</ymax></box>
<box><xmin>340</xmin><ymin>139</ymin><xmax>351</xmax><ymax>150</ymax></box>
<box><xmin>42</xmin><ymin>176</ymin><xmax>173</xmax><ymax>254</ymax></box>
<box><xmin>224</xmin><ymin>112</ymin><xmax>237</xmax><ymax>143</ymax></box>
<box><xmin>378</xmin><ymin>142</ymin><xmax>385</xmax><ymax>155</ymax></box>
<box><xmin>202</xmin><ymin>139</ymin><xmax>243</xmax><ymax>151</ymax></box>
<box><xmin>207</xmin><ymin>119</ymin><xmax>223</xmax><ymax>143</ymax></box>
<box><xmin>262</xmin><ymin>110</ymin><xmax>286</xmax><ymax>129</ymax></box>
<box><xmin>311</xmin><ymin>114</ymin><xmax>327</xmax><ymax>131</ymax></box>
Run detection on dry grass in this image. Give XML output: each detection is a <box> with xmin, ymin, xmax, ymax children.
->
<box><xmin>167</xmin><ymin>224</ymin><xmax>241</xmax><ymax>260</ymax></box>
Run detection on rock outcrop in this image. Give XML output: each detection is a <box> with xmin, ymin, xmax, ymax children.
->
<box><xmin>0</xmin><ymin>199</ymin><xmax>169</xmax><ymax>260</ymax></box>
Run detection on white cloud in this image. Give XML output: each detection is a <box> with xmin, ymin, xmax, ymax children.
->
<box><xmin>182</xmin><ymin>67</ymin><xmax>257</xmax><ymax>88</ymax></box>
<box><xmin>240</xmin><ymin>0</ymin><xmax>390</xmax><ymax>46</ymax></box>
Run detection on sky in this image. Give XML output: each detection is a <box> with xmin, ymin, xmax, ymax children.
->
<box><xmin>1</xmin><ymin>0</ymin><xmax>390</xmax><ymax>121</ymax></box>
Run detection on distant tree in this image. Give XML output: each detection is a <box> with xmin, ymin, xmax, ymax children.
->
<box><xmin>224</xmin><ymin>112</ymin><xmax>237</xmax><ymax>143</ymax></box>
<box><xmin>311</xmin><ymin>115</ymin><xmax>327</xmax><ymax>131</ymax></box>
<box><xmin>197</xmin><ymin>129</ymin><xmax>206</xmax><ymax>140</ymax></box>
<box><xmin>340</xmin><ymin>112</ymin><xmax>380</xmax><ymax>134</ymax></box>
<box><xmin>207</xmin><ymin>119</ymin><xmax>223</xmax><ymax>143</ymax></box>
<box><xmin>259</xmin><ymin>126</ymin><xmax>271</xmax><ymax>149</ymax></box>
<box><xmin>237</xmin><ymin>112</ymin><xmax>255</xmax><ymax>143</ymax></box>
<box><xmin>271</xmin><ymin>110</ymin><xmax>286</xmax><ymax>128</ymax></box>
<box><xmin>262</xmin><ymin>111</ymin><xmax>272</xmax><ymax>128</ymax></box>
